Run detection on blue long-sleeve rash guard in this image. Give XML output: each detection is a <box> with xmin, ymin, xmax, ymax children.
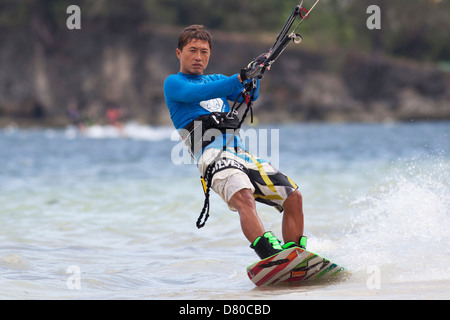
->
<box><xmin>164</xmin><ymin>72</ymin><xmax>259</xmax><ymax>157</ymax></box>
<box><xmin>164</xmin><ymin>72</ymin><xmax>259</xmax><ymax>129</ymax></box>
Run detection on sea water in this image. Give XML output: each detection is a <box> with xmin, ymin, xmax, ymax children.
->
<box><xmin>0</xmin><ymin>121</ymin><xmax>449</xmax><ymax>299</ymax></box>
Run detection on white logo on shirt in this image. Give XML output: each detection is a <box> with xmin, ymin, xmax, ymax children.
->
<box><xmin>200</xmin><ymin>98</ymin><xmax>224</xmax><ymax>112</ymax></box>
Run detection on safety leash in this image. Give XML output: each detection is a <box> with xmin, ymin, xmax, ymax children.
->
<box><xmin>196</xmin><ymin>80</ymin><xmax>257</xmax><ymax>228</ymax></box>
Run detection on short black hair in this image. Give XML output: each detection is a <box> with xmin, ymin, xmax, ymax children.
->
<box><xmin>177</xmin><ymin>25</ymin><xmax>212</xmax><ymax>51</ymax></box>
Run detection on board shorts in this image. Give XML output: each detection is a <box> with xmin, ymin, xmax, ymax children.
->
<box><xmin>198</xmin><ymin>147</ymin><xmax>298</xmax><ymax>212</ymax></box>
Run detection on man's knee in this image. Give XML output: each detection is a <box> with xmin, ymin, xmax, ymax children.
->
<box><xmin>284</xmin><ymin>189</ymin><xmax>303</xmax><ymax>209</ymax></box>
<box><xmin>229</xmin><ymin>188</ymin><xmax>255</xmax><ymax>210</ymax></box>
<box><xmin>232</xmin><ymin>188</ymin><xmax>254</xmax><ymax>201</ymax></box>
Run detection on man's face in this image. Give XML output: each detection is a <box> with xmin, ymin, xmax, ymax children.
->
<box><xmin>176</xmin><ymin>39</ymin><xmax>211</xmax><ymax>75</ymax></box>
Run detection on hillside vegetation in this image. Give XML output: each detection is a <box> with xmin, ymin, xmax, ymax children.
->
<box><xmin>0</xmin><ymin>0</ymin><xmax>449</xmax><ymax>126</ymax></box>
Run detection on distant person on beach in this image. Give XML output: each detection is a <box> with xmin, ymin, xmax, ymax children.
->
<box><xmin>66</xmin><ymin>101</ymin><xmax>86</xmax><ymax>132</ymax></box>
<box><xmin>105</xmin><ymin>104</ymin><xmax>125</xmax><ymax>136</ymax></box>
<box><xmin>163</xmin><ymin>25</ymin><xmax>306</xmax><ymax>259</ymax></box>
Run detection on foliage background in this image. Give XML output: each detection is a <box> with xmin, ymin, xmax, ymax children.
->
<box><xmin>0</xmin><ymin>0</ymin><xmax>449</xmax><ymax>125</ymax></box>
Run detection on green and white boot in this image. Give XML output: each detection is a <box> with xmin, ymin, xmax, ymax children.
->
<box><xmin>250</xmin><ymin>231</ymin><xmax>283</xmax><ymax>260</ymax></box>
<box><xmin>282</xmin><ymin>236</ymin><xmax>307</xmax><ymax>250</ymax></box>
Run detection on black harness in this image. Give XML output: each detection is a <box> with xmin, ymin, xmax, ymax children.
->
<box><xmin>193</xmin><ymin>80</ymin><xmax>257</xmax><ymax>228</ymax></box>
<box><xmin>181</xmin><ymin>111</ymin><xmax>241</xmax><ymax>157</ymax></box>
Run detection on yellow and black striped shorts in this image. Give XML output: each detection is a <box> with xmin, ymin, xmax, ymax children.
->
<box><xmin>198</xmin><ymin>148</ymin><xmax>298</xmax><ymax>212</ymax></box>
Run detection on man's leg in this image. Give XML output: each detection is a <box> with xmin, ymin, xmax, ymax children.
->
<box><xmin>229</xmin><ymin>188</ymin><xmax>284</xmax><ymax>259</ymax></box>
<box><xmin>228</xmin><ymin>188</ymin><xmax>265</xmax><ymax>243</ymax></box>
<box><xmin>281</xmin><ymin>189</ymin><xmax>304</xmax><ymax>244</ymax></box>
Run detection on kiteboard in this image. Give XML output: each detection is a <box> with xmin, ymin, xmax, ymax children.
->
<box><xmin>246</xmin><ymin>247</ymin><xmax>346</xmax><ymax>287</ymax></box>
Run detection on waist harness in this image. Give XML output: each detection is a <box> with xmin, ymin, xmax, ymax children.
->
<box><xmin>181</xmin><ymin>111</ymin><xmax>241</xmax><ymax>157</ymax></box>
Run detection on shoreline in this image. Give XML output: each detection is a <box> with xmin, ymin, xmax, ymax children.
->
<box><xmin>1</xmin><ymin>113</ymin><xmax>449</xmax><ymax>131</ymax></box>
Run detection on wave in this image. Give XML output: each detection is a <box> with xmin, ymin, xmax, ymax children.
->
<box><xmin>64</xmin><ymin>122</ymin><xmax>175</xmax><ymax>141</ymax></box>
<box><xmin>339</xmin><ymin>156</ymin><xmax>450</xmax><ymax>284</ymax></box>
